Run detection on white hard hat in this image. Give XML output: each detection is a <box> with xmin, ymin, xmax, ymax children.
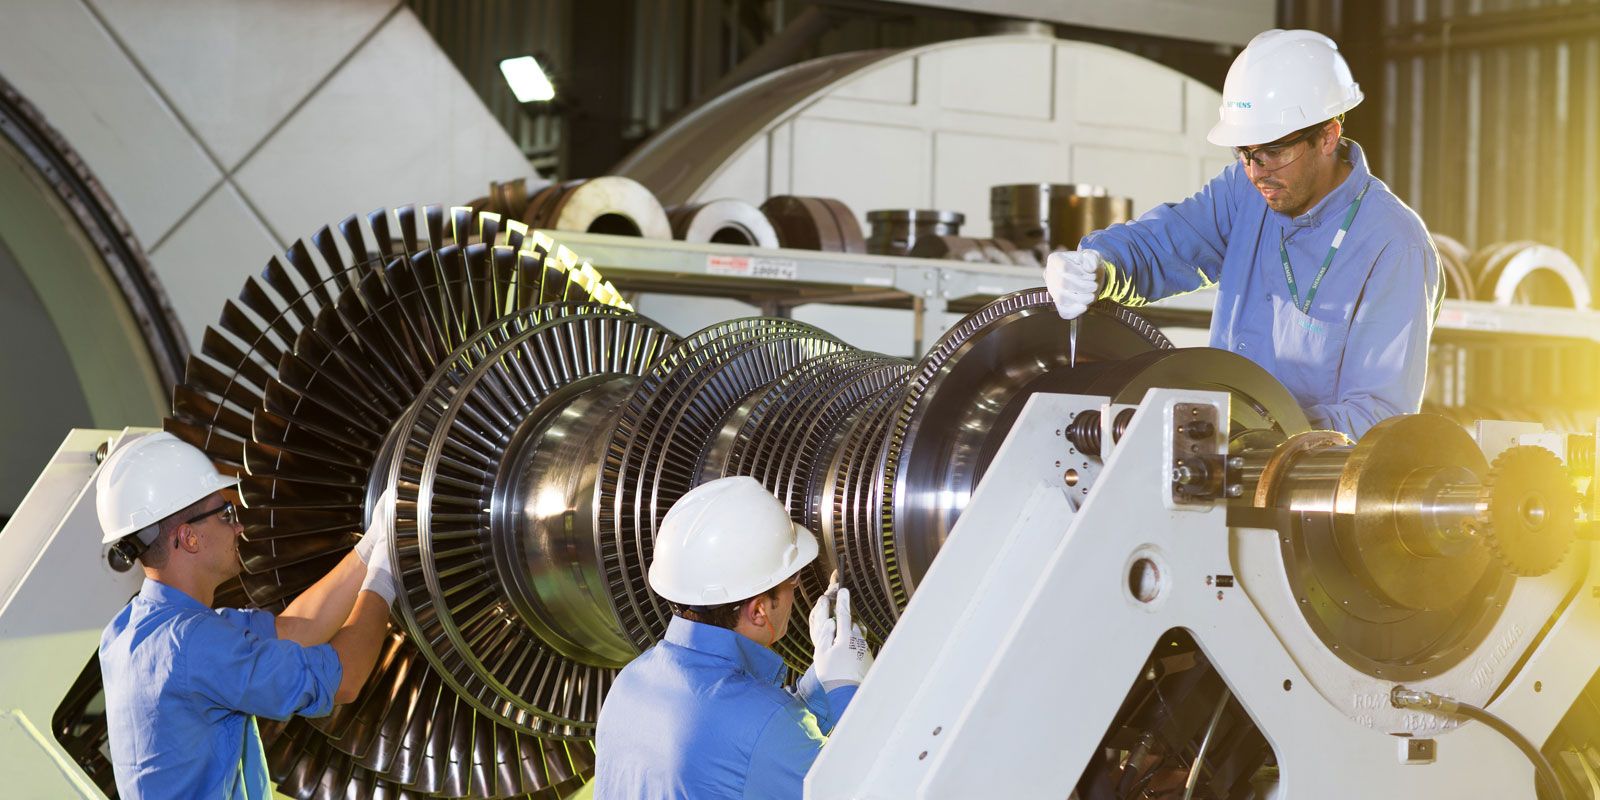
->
<box><xmin>95</xmin><ymin>431</ymin><xmax>238</xmax><ymax>544</ymax></box>
<box><xmin>648</xmin><ymin>476</ymin><xmax>819</xmax><ymax>606</ymax></box>
<box><xmin>1207</xmin><ymin>29</ymin><xmax>1363</xmax><ymax>147</ymax></box>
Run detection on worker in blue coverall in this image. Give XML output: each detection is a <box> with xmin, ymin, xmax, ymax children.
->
<box><xmin>94</xmin><ymin>432</ymin><xmax>400</xmax><ymax>799</ymax></box>
<box><xmin>1045</xmin><ymin>29</ymin><xmax>1441</xmax><ymax>438</ymax></box>
<box><xmin>594</xmin><ymin>476</ymin><xmax>876</xmax><ymax>799</ymax></box>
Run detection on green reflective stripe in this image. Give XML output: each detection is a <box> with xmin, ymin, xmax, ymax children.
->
<box><xmin>1279</xmin><ymin>182</ymin><xmax>1371</xmax><ymax>314</ymax></box>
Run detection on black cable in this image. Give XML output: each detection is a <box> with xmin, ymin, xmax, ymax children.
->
<box><xmin>1392</xmin><ymin>687</ymin><xmax>1566</xmax><ymax>800</ymax></box>
<box><xmin>1452</xmin><ymin>702</ymin><xmax>1565</xmax><ymax>800</ymax></box>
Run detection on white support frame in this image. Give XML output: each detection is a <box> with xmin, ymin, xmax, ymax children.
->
<box><xmin>808</xmin><ymin>389</ymin><xmax>1600</xmax><ymax>799</ymax></box>
<box><xmin>0</xmin><ymin>429</ymin><xmax>148</xmax><ymax>798</ymax></box>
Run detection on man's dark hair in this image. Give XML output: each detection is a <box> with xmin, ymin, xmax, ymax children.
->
<box><xmin>128</xmin><ymin>495</ymin><xmax>211</xmax><ymax>569</ymax></box>
<box><xmin>675</xmin><ymin>584</ymin><xmax>782</xmax><ymax>630</ymax></box>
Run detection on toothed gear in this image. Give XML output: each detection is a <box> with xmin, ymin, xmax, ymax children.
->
<box><xmin>1482</xmin><ymin>446</ymin><xmax>1579</xmax><ymax>577</ymax></box>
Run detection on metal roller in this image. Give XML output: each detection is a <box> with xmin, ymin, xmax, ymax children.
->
<box><xmin>521</xmin><ymin>175</ymin><xmax>673</xmax><ymax>239</ymax></box>
<box><xmin>1470</xmin><ymin>240</ymin><xmax>1592</xmax><ymax>309</ymax></box>
<box><xmin>760</xmin><ymin>195</ymin><xmax>867</xmax><ymax>253</ymax></box>
<box><xmin>667</xmin><ymin>198</ymin><xmax>781</xmax><ymax>247</ymax></box>
<box><xmin>865</xmin><ymin>209</ymin><xmax>965</xmax><ymax>256</ymax></box>
<box><xmin>991</xmin><ymin>183</ymin><xmax>1133</xmax><ymax>256</ymax></box>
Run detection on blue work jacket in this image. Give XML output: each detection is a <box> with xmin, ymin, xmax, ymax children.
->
<box><xmin>1081</xmin><ymin>140</ymin><xmax>1440</xmax><ymax>437</ymax></box>
<box><xmin>99</xmin><ymin>579</ymin><xmax>341</xmax><ymax>799</ymax></box>
<box><xmin>593</xmin><ymin>616</ymin><xmax>858</xmax><ymax>799</ymax></box>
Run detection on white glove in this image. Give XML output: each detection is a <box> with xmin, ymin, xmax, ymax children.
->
<box><xmin>810</xmin><ymin>584</ymin><xmax>874</xmax><ymax>688</ymax></box>
<box><xmin>355</xmin><ymin>488</ymin><xmax>395</xmax><ymax>565</ymax></box>
<box><xmin>1043</xmin><ymin>249</ymin><xmax>1104</xmax><ymax>320</ymax></box>
<box><xmin>809</xmin><ymin>572</ymin><xmax>842</xmax><ymax>647</ymax></box>
<box><xmin>359</xmin><ymin>525</ymin><xmax>399</xmax><ymax>606</ymax></box>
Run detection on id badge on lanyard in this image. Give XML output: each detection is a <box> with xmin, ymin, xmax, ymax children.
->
<box><xmin>1279</xmin><ymin>182</ymin><xmax>1371</xmax><ymax>315</ymax></box>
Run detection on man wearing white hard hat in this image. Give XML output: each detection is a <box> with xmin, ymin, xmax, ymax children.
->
<box><xmin>94</xmin><ymin>432</ymin><xmax>400</xmax><ymax>799</ymax></box>
<box><xmin>1045</xmin><ymin>29</ymin><xmax>1440</xmax><ymax>438</ymax></box>
<box><xmin>594</xmin><ymin>476</ymin><xmax>874</xmax><ymax>799</ymax></box>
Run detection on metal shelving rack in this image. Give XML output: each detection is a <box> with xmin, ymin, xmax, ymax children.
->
<box><xmin>539</xmin><ymin>230</ymin><xmax>1600</xmax><ymax>352</ymax></box>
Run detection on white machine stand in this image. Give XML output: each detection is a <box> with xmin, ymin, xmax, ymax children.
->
<box><xmin>0</xmin><ymin>429</ymin><xmax>147</xmax><ymax>798</ymax></box>
<box><xmin>808</xmin><ymin>390</ymin><xmax>1600</xmax><ymax>799</ymax></box>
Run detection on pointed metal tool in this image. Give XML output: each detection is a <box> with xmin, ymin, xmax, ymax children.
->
<box><xmin>1069</xmin><ymin>316</ymin><xmax>1079</xmax><ymax>368</ymax></box>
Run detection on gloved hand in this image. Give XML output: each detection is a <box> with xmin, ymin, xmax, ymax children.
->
<box><xmin>808</xmin><ymin>571</ymin><xmax>841</xmax><ymax>646</ymax></box>
<box><xmin>810</xmin><ymin>579</ymin><xmax>874</xmax><ymax>688</ymax></box>
<box><xmin>359</xmin><ymin>522</ymin><xmax>399</xmax><ymax>606</ymax></box>
<box><xmin>1043</xmin><ymin>249</ymin><xmax>1104</xmax><ymax>320</ymax></box>
<box><xmin>354</xmin><ymin>488</ymin><xmax>395</xmax><ymax>565</ymax></box>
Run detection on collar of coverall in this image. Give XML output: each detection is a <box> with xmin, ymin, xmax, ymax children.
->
<box><xmin>138</xmin><ymin>577</ymin><xmax>210</xmax><ymax>611</ymax></box>
<box><xmin>665</xmin><ymin>615</ymin><xmax>787</xmax><ymax>687</ymax></box>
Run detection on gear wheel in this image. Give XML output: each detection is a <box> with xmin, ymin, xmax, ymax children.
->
<box><xmin>1481</xmin><ymin>445</ymin><xmax>1580</xmax><ymax>576</ymax></box>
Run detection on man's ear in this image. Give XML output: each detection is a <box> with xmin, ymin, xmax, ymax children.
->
<box><xmin>1323</xmin><ymin>120</ymin><xmax>1342</xmax><ymax>153</ymax></box>
<box><xmin>744</xmin><ymin>595</ymin><xmax>771</xmax><ymax>628</ymax></box>
<box><xmin>177</xmin><ymin>524</ymin><xmax>201</xmax><ymax>553</ymax></box>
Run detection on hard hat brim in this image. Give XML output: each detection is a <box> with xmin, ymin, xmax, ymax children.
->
<box><xmin>99</xmin><ymin>471</ymin><xmax>240</xmax><ymax>544</ymax></box>
<box><xmin>647</xmin><ymin>521</ymin><xmax>821</xmax><ymax>606</ymax></box>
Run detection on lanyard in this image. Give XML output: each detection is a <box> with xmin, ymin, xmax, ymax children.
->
<box><xmin>1279</xmin><ymin>182</ymin><xmax>1370</xmax><ymax>314</ymax></box>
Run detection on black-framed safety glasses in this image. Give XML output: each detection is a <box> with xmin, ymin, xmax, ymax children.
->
<box><xmin>185</xmin><ymin>499</ymin><xmax>238</xmax><ymax>528</ymax></box>
<box><xmin>1233</xmin><ymin>124</ymin><xmax>1326</xmax><ymax>171</ymax></box>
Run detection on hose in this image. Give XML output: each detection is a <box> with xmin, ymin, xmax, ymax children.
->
<box><xmin>1391</xmin><ymin>687</ymin><xmax>1567</xmax><ymax>800</ymax></box>
<box><xmin>1182</xmin><ymin>690</ymin><xmax>1232</xmax><ymax>800</ymax></box>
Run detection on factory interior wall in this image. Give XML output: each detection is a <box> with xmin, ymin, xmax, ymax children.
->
<box><xmin>632</xmin><ymin>35</ymin><xmax>1230</xmax><ymax>356</ymax></box>
<box><xmin>0</xmin><ymin>0</ymin><xmax>537</xmax><ymax>518</ymax></box>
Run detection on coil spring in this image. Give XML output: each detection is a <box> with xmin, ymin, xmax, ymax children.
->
<box><xmin>1067</xmin><ymin>410</ymin><xmax>1102</xmax><ymax>456</ymax></box>
<box><xmin>1067</xmin><ymin>408</ymin><xmax>1139</xmax><ymax>457</ymax></box>
<box><xmin>1112</xmin><ymin>407</ymin><xmax>1137</xmax><ymax>443</ymax></box>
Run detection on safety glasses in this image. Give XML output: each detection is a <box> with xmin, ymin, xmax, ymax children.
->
<box><xmin>1234</xmin><ymin>124</ymin><xmax>1326</xmax><ymax>171</ymax></box>
<box><xmin>185</xmin><ymin>499</ymin><xmax>238</xmax><ymax>528</ymax></box>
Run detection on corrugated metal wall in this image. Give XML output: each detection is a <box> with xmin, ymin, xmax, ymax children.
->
<box><xmin>1283</xmin><ymin>0</ymin><xmax>1600</xmax><ymax>282</ymax></box>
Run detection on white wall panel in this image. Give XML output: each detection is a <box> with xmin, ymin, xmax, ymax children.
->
<box><xmin>932</xmin><ymin>132</ymin><xmax>1069</xmax><ymax>237</ymax></box>
<box><xmin>767</xmin><ymin>122</ymin><xmax>795</xmax><ymax>198</ymax></box>
<box><xmin>790</xmin><ymin>118</ymin><xmax>928</xmax><ymax>226</ymax></box>
<box><xmin>233</xmin><ymin>10</ymin><xmax>533</xmax><ymax>246</ymax></box>
<box><xmin>830</xmin><ymin>59</ymin><xmax>917</xmax><ymax>105</ymax></box>
<box><xmin>1071</xmin><ymin>145</ymin><xmax>1195</xmax><ymax>215</ymax></box>
<box><xmin>146</xmin><ymin>184</ymin><xmax>280</xmax><ymax>344</ymax></box>
<box><xmin>1070</xmin><ymin>48</ymin><xmax>1185</xmax><ymax>132</ymax></box>
<box><xmin>695</xmin><ymin>136</ymin><xmax>768</xmax><ymax>206</ymax></box>
<box><xmin>86</xmin><ymin>0</ymin><xmax>399</xmax><ymax>170</ymax></box>
<box><xmin>0</xmin><ymin>0</ymin><xmax>221</xmax><ymax>245</ymax></box>
<box><xmin>928</xmin><ymin>40</ymin><xmax>1054</xmax><ymax>120</ymax></box>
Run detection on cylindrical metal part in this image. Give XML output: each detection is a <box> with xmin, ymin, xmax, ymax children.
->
<box><xmin>865</xmin><ymin>209</ymin><xmax>964</xmax><ymax>256</ymax></box>
<box><xmin>668</xmin><ymin>198</ymin><xmax>781</xmax><ymax>247</ymax></box>
<box><xmin>1271</xmin><ymin>449</ymin><xmax>1355</xmax><ymax>515</ymax></box>
<box><xmin>495</xmin><ymin>377</ymin><xmax>639</xmax><ymax>668</ymax></box>
<box><xmin>990</xmin><ymin>183</ymin><xmax>1134</xmax><ymax>254</ymax></box>
<box><xmin>1391</xmin><ymin>466</ymin><xmax>1485</xmax><ymax>559</ymax></box>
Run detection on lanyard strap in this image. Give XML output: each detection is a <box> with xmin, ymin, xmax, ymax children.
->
<box><xmin>1279</xmin><ymin>182</ymin><xmax>1371</xmax><ymax>314</ymax></box>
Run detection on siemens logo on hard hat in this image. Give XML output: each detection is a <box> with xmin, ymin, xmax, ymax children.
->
<box><xmin>1226</xmin><ymin>100</ymin><xmax>1253</xmax><ymax>108</ymax></box>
